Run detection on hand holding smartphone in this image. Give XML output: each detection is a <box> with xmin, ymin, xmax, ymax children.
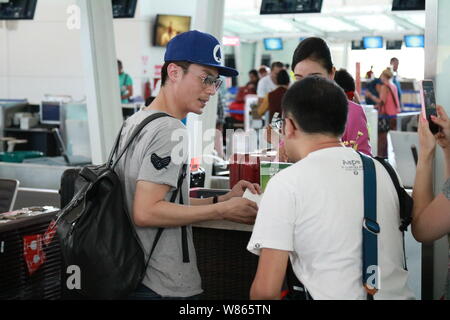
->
<box><xmin>419</xmin><ymin>80</ymin><xmax>440</xmax><ymax>134</ymax></box>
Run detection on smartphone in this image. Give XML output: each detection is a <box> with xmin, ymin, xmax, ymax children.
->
<box><xmin>419</xmin><ymin>80</ymin><xmax>440</xmax><ymax>134</ymax></box>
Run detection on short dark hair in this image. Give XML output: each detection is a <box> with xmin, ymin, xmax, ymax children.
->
<box><xmin>282</xmin><ymin>76</ymin><xmax>348</xmax><ymax>136</ymax></box>
<box><xmin>390</xmin><ymin>57</ymin><xmax>399</xmax><ymax>63</ymax></box>
<box><xmin>161</xmin><ymin>61</ymin><xmax>192</xmax><ymax>86</ymax></box>
<box><xmin>291</xmin><ymin>37</ymin><xmax>333</xmax><ymax>73</ymax></box>
<box><xmin>334</xmin><ymin>69</ymin><xmax>355</xmax><ymax>92</ymax></box>
<box><xmin>271</xmin><ymin>61</ymin><xmax>284</xmax><ymax>70</ymax></box>
<box><xmin>117</xmin><ymin>60</ymin><xmax>123</xmax><ymax>69</ymax></box>
<box><xmin>276</xmin><ymin>69</ymin><xmax>290</xmax><ymax>86</ymax></box>
<box><xmin>249</xmin><ymin>69</ymin><xmax>258</xmax><ymax>78</ymax></box>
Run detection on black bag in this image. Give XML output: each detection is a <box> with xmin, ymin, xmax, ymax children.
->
<box><xmin>55</xmin><ymin>112</ymin><xmax>177</xmax><ymax>299</ymax></box>
<box><xmin>59</xmin><ymin>168</ymin><xmax>83</xmax><ymax>208</ymax></box>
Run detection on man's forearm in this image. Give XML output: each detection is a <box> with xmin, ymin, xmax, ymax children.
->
<box><xmin>134</xmin><ymin>201</ymin><xmax>223</xmax><ymax>227</ymax></box>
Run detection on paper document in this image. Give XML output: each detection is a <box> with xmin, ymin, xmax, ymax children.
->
<box><xmin>243</xmin><ymin>189</ymin><xmax>263</xmax><ymax>206</ymax></box>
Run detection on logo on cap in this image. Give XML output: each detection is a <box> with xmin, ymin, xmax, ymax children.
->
<box><xmin>213</xmin><ymin>45</ymin><xmax>222</xmax><ymax>64</ymax></box>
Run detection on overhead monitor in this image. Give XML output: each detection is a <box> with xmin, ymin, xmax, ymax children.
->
<box><xmin>392</xmin><ymin>0</ymin><xmax>425</xmax><ymax>11</ymax></box>
<box><xmin>351</xmin><ymin>40</ymin><xmax>365</xmax><ymax>50</ymax></box>
<box><xmin>264</xmin><ymin>38</ymin><xmax>283</xmax><ymax>51</ymax></box>
<box><xmin>112</xmin><ymin>0</ymin><xmax>137</xmax><ymax>18</ymax></box>
<box><xmin>260</xmin><ymin>0</ymin><xmax>323</xmax><ymax>14</ymax></box>
<box><xmin>0</xmin><ymin>0</ymin><xmax>37</xmax><ymax>20</ymax></box>
<box><xmin>386</xmin><ymin>40</ymin><xmax>403</xmax><ymax>50</ymax></box>
<box><xmin>363</xmin><ymin>36</ymin><xmax>383</xmax><ymax>49</ymax></box>
<box><xmin>153</xmin><ymin>14</ymin><xmax>191</xmax><ymax>47</ymax></box>
<box><xmin>404</xmin><ymin>35</ymin><xmax>424</xmax><ymax>48</ymax></box>
<box><xmin>40</xmin><ymin>101</ymin><xmax>61</xmax><ymax>125</ymax></box>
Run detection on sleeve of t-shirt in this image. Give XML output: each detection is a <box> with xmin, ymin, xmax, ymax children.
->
<box><xmin>137</xmin><ymin>120</ymin><xmax>188</xmax><ymax>189</ymax></box>
<box><xmin>247</xmin><ymin>175</ymin><xmax>297</xmax><ymax>256</ymax></box>
<box><xmin>257</xmin><ymin>78</ymin><xmax>266</xmax><ymax>98</ymax></box>
<box><xmin>125</xmin><ymin>74</ymin><xmax>133</xmax><ymax>86</ymax></box>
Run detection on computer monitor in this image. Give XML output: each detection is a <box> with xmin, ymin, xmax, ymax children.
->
<box><xmin>40</xmin><ymin>101</ymin><xmax>61</xmax><ymax>125</ymax></box>
<box><xmin>260</xmin><ymin>0</ymin><xmax>323</xmax><ymax>14</ymax></box>
<box><xmin>0</xmin><ymin>0</ymin><xmax>37</xmax><ymax>20</ymax></box>
<box><xmin>112</xmin><ymin>0</ymin><xmax>137</xmax><ymax>18</ymax></box>
<box><xmin>392</xmin><ymin>0</ymin><xmax>425</xmax><ymax>11</ymax></box>
<box><xmin>351</xmin><ymin>40</ymin><xmax>365</xmax><ymax>50</ymax></box>
<box><xmin>363</xmin><ymin>36</ymin><xmax>383</xmax><ymax>49</ymax></box>
<box><xmin>263</xmin><ymin>38</ymin><xmax>283</xmax><ymax>51</ymax></box>
<box><xmin>404</xmin><ymin>35</ymin><xmax>424</xmax><ymax>48</ymax></box>
<box><xmin>386</xmin><ymin>40</ymin><xmax>403</xmax><ymax>50</ymax></box>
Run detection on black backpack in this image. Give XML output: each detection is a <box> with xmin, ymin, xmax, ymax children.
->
<box><xmin>55</xmin><ymin>112</ymin><xmax>184</xmax><ymax>299</ymax></box>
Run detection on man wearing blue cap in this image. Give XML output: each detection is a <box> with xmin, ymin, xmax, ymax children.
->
<box><xmin>115</xmin><ymin>30</ymin><xmax>260</xmax><ymax>299</ymax></box>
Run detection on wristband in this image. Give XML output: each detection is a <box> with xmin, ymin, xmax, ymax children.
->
<box><xmin>213</xmin><ymin>195</ymin><xmax>219</xmax><ymax>204</ymax></box>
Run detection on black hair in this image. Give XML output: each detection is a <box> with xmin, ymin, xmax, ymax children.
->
<box><xmin>282</xmin><ymin>76</ymin><xmax>348</xmax><ymax>136</ymax></box>
<box><xmin>117</xmin><ymin>60</ymin><xmax>123</xmax><ymax>69</ymax></box>
<box><xmin>271</xmin><ymin>61</ymin><xmax>284</xmax><ymax>70</ymax></box>
<box><xmin>161</xmin><ymin>61</ymin><xmax>191</xmax><ymax>86</ymax></box>
<box><xmin>276</xmin><ymin>69</ymin><xmax>290</xmax><ymax>86</ymax></box>
<box><xmin>390</xmin><ymin>57</ymin><xmax>399</xmax><ymax>63</ymax></box>
<box><xmin>291</xmin><ymin>37</ymin><xmax>333</xmax><ymax>73</ymax></box>
<box><xmin>334</xmin><ymin>69</ymin><xmax>355</xmax><ymax>92</ymax></box>
<box><xmin>249</xmin><ymin>69</ymin><xmax>259</xmax><ymax>78</ymax></box>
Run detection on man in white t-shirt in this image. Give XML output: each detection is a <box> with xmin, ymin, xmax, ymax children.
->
<box><xmin>247</xmin><ymin>76</ymin><xmax>415</xmax><ymax>300</ymax></box>
<box><xmin>257</xmin><ymin>61</ymin><xmax>284</xmax><ymax>104</ymax></box>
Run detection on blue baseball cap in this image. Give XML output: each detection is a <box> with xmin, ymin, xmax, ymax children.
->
<box><xmin>164</xmin><ymin>30</ymin><xmax>239</xmax><ymax>77</ymax></box>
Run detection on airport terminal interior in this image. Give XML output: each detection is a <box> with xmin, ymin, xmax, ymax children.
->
<box><xmin>0</xmin><ymin>0</ymin><xmax>449</xmax><ymax>300</ymax></box>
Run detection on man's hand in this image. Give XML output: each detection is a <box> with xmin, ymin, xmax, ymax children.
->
<box><xmin>221</xmin><ymin>180</ymin><xmax>261</xmax><ymax>202</ymax></box>
<box><xmin>219</xmin><ymin>197</ymin><xmax>258</xmax><ymax>225</ymax></box>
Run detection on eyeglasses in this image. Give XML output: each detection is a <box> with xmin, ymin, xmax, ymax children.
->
<box><xmin>198</xmin><ymin>74</ymin><xmax>223</xmax><ymax>90</ymax></box>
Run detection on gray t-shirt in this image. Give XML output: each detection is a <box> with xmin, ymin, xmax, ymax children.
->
<box><xmin>115</xmin><ymin>110</ymin><xmax>202</xmax><ymax>297</ymax></box>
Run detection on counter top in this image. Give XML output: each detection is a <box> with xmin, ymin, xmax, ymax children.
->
<box><xmin>193</xmin><ymin>219</ymin><xmax>253</xmax><ymax>232</ymax></box>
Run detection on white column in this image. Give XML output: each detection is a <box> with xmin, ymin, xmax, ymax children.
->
<box><xmin>423</xmin><ymin>0</ymin><xmax>450</xmax><ymax>300</ymax></box>
<box><xmin>78</xmin><ymin>0</ymin><xmax>123</xmax><ymax>164</ymax></box>
<box><xmin>187</xmin><ymin>0</ymin><xmax>226</xmax><ymax>188</ymax></box>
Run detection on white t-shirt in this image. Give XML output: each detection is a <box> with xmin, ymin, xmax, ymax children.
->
<box><xmin>247</xmin><ymin>147</ymin><xmax>415</xmax><ymax>300</ymax></box>
<box><xmin>257</xmin><ymin>75</ymin><xmax>277</xmax><ymax>98</ymax></box>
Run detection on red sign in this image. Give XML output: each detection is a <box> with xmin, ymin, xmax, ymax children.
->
<box><xmin>23</xmin><ymin>234</ymin><xmax>46</xmax><ymax>275</ymax></box>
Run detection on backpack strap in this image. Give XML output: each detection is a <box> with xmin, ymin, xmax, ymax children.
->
<box><xmin>374</xmin><ymin>157</ymin><xmax>413</xmax><ymax>271</ymax></box>
<box><xmin>110</xmin><ymin>112</ymin><xmax>172</xmax><ymax>170</ymax></box>
<box><xmin>358</xmin><ymin>152</ymin><xmax>380</xmax><ymax>300</ymax></box>
<box><xmin>144</xmin><ymin>163</ymin><xmax>188</xmax><ymax>269</ymax></box>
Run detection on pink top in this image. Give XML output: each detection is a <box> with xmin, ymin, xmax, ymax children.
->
<box><xmin>342</xmin><ymin>100</ymin><xmax>372</xmax><ymax>156</ymax></box>
<box><xmin>380</xmin><ymin>83</ymin><xmax>401</xmax><ymax>116</ymax></box>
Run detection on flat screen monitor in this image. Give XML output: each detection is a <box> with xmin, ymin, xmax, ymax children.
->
<box><xmin>260</xmin><ymin>0</ymin><xmax>323</xmax><ymax>14</ymax></box>
<box><xmin>404</xmin><ymin>35</ymin><xmax>424</xmax><ymax>48</ymax></box>
<box><xmin>40</xmin><ymin>101</ymin><xmax>61</xmax><ymax>125</ymax></box>
<box><xmin>153</xmin><ymin>14</ymin><xmax>191</xmax><ymax>47</ymax></box>
<box><xmin>392</xmin><ymin>0</ymin><xmax>425</xmax><ymax>11</ymax></box>
<box><xmin>264</xmin><ymin>38</ymin><xmax>283</xmax><ymax>51</ymax></box>
<box><xmin>363</xmin><ymin>36</ymin><xmax>383</xmax><ymax>49</ymax></box>
<box><xmin>351</xmin><ymin>40</ymin><xmax>365</xmax><ymax>50</ymax></box>
<box><xmin>386</xmin><ymin>40</ymin><xmax>403</xmax><ymax>50</ymax></box>
<box><xmin>112</xmin><ymin>0</ymin><xmax>137</xmax><ymax>18</ymax></box>
<box><xmin>0</xmin><ymin>0</ymin><xmax>37</xmax><ymax>20</ymax></box>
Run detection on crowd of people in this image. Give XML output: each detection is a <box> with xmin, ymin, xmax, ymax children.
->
<box><xmin>110</xmin><ymin>31</ymin><xmax>448</xmax><ymax>300</ymax></box>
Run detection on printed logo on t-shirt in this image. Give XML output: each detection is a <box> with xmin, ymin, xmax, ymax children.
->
<box><xmin>151</xmin><ymin>153</ymin><xmax>171</xmax><ymax>170</ymax></box>
<box><xmin>341</xmin><ymin>160</ymin><xmax>363</xmax><ymax>175</ymax></box>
